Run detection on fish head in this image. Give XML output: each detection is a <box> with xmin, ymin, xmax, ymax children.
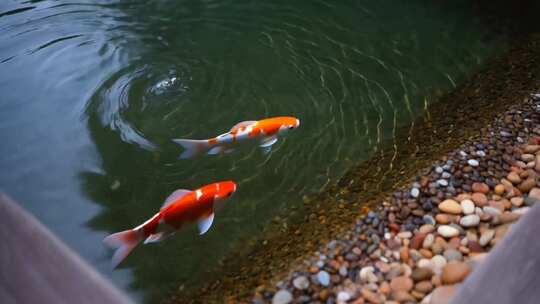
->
<box><xmin>213</xmin><ymin>180</ymin><xmax>237</xmax><ymax>211</ymax></box>
<box><xmin>277</xmin><ymin>116</ymin><xmax>300</xmax><ymax>135</ymax></box>
<box><xmin>215</xmin><ymin>180</ymin><xmax>237</xmax><ymax>199</ymax></box>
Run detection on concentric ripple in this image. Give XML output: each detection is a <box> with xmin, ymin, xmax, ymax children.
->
<box><xmin>0</xmin><ymin>0</ymin><xmax>506</xmax><ymax>302</ymax></box>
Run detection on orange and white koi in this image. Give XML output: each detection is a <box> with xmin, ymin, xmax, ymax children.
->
<box><xmin>103</xmin><ymin>181</ymin><xmax>237</xmax><ymax>267</ymax></box>
<box><xmin>173</xmin><ymin>116</ymin><xmax>300</xmax><ymax>158</ymax></box>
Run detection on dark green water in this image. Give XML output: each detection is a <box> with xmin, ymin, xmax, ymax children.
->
<box><xmin>0</xmin><ymin>0</ymin><xmax>505</xmax><ymax>302</ymax></box>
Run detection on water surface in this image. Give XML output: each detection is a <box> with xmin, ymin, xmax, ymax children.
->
<box><xmin>0</xmin><ymin>0</ymin><xmax>505</xmax><ymax>302</ymax></box>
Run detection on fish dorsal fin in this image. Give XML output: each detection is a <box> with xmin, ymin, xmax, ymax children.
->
<box><xmin>259</xmin><ymin>136</ymin><xmax>278</xmax><ymax>147</ymax></box>
<box><xmin>230</xmin><ymin>120</ymin><xmax>257</xmax><ymax>132</ymax></box>
<box><xmin>162</xmin><ymin>189</ymin><xmax>191</xmax><ymax>209</ymax></box>
<box><xmin>197</xmin><ymin>212</ymin><xmax>215</xmax><ymax>235</ymax></box>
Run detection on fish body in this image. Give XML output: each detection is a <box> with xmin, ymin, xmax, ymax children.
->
<box><xmin>173</xmin><ymin>116</ymin><xmax>300</xmax><ymax>158</ymax></box>
<box><xmin>103</xmin><ymin>181</ymin><xmax>236</xmax><ymax>267</ymax></box>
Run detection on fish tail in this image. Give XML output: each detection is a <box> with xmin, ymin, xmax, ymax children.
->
<box><xmin>172</xmin><ymin>138</ymin><xmax>211</xmax><ymax>159</ymax></box>
<box><xmin>103</xmin><ymin>229</ymin><xmax>142</xmax><ymax>268</ymax></box>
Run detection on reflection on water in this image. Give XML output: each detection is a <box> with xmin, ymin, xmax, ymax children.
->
<box><xmin>0</xmin><ymin>0</ymin><xmax>506</xmax><ymax>302</ymax></box>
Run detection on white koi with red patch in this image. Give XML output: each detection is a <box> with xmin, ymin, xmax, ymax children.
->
<box><xmin>173</xmin><ymin>116</ymin><xmax>300</xmax><ymax>159</ymax></box>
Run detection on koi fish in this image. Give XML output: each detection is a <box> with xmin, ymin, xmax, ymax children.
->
<box><xmin>173</xmin><ymin>116</ymin><xmax>300</xmax><ymax>158</ymax></box>
<box><xmin>103</xmin><ymin>181</ymin><xmax>237</xmax><ymax>267</ymax></box>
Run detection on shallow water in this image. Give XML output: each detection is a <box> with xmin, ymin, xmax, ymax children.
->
<box><xmin>0</xmin><ymin>0</ymin><xmax>505</xmax><ymax>302</ymax></box>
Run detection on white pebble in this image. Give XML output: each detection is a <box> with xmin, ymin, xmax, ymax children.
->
<box><xmin>272</xmin><ymin>290</ymin><xmax>292</xmax><ymax>304</ymax></box>
<box><xmin>467</xmin><ymin>159</ymin><xmax>479</xmax><ymax>167</ymax></box>
<box><xmin>460</xmin><ymin>214</ymin><xmax>480</xmax><ymax>227</ymax></box>
<box><xmin>461</xmin><ymin>199</ymin><xmax>475</xmax><ymax>215</ymax></box>
<box><xmin>459</xmin><ymin>151</ymin><xmax>468</xmax><ymax>157</ymax></box>
<box><xmin>437</xmin><ymin>179</ymin><xmax>449</xmax><ymax>187</ymax></box>
<box><xmin>476</xmin><ymin>150</ymin><xmax>486</xmax><ymax>157</ymax></box>
<box><xmin>479</xmin><ymin>230</ymin><xmax>495</xmax><ymax>247</ymax></box>
<box><xmin>435</xmin><ymin>166</ymin><xmax>444</xmax><ymax>174</ymax></box>
<box><xmin>437</xmin><ymin>225</ymin><xmax>460</xmax><ymax>238</ymax></box>
<box><xmin>337</xmin><ymin>291</ymin><xmax>351</xmax><ymax>302</ymax></box>
<box><xmin>317</xmin><ymin>271</ymin><xmax>330</xmax><ymax>286</ymax></box>
<box><xmin>292</xmin><ymin>276</ymin><xmax>309</xmax><ymax>290</ymax></box>
<box><xmin>411</xmin><ymin>187</ymin><xmax>420</xmax><ymax>198</ymax></box>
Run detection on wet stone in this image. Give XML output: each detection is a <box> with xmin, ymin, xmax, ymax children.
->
<box><xmin>293</xmin><ymin>276</ymin><xmax>310</xmax><ymax>290</ymax></box>
<box><xmin>272</xmin><ymin>290</ymin><xmax>293</xmax><ymax>304</ymax></box>
<box><xmin>317</xmin><ymin>271</ymin><xmax>330</xmax><ymax>287</ymax></box>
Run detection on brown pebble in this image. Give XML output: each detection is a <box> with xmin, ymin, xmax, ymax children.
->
<box><xmin>441</xmin><ymin>261</ymin><xmax>471</xmax><ymax>284</ymax></box>
<box><xmin>471</xmin><ymin>193</ymin><xmax>488</xmax><ymax>207</ymax></box>
<box><xmin>499</xmin><ymin>212</ymin><xmax>521</xmax><ymax>223</ymax></box>
<box><xmin>494</xmin><ymin>184</ymin><xmax>505</xmax><ymax>195</ymax></box>
<box><xmin>319</xmin><ymin>289</ymin><xmax>330</xmax><ymax>301</ymax></box>
<box><xmin>361</xmin><ymin>288</ymin><xmax>382</xmax><ymax>304</ymax></box>
<box><xmin>431</xmin><ymin>285</ymin><xmax>457</xmax><ymax>304</ymax></box>
<box><xmin>518</xmin><ymin>178</ymin><xmax>536</xmax><ymax>193</ymax></box>
<box><xmin>410</xmin><ymin>233</ymin><xmax>426</xmax><ymax>250</ymax></box>
<box><xmin>400</xmin><ymin>247</ymin><xmax>409</xmax><ymax>263</ymax></box>
<box><xmin>378</xmin><ymin>281</ymin><xmax>391</xmax><ymax>295</ymax></box>
<box><xmin>472</xmin><ymin>182</ymin><xmax>489</xmax><ymax>194</ymax></box>
<box><xmin>391</xmin><ymin>290</ymin><xmax>415</xmax><ymax>302</ymax></box>
<box><xmin>411</xmin><ymin>267</ymin><xmax>433</xmax><ymax>282</ymax></box>
<box><xmin>420</xmin><ymin>248</ymin><xmax>433</xmax><ymax>258</ymax></box>
<box><xmin>415</xmin><ymin>280</ymin><xmax>433</xmax><ymax>293</ymax></box>
<box><xmin>468</xmin><ymin>241</ymin><xmax>484</xmax><ymax>253</ymax></box>
<box><xmin>436</xmin><ymin>214</ymin><xmax>451</xmax><ymax>224</ymax></box>
<box><xmin>390</xmin><ymin>276</ymin><xmax>413</xmax><ymax>292</ymax></box>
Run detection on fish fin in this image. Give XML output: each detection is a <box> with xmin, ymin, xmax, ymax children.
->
<box><xmin>259</xmin><ymin>136</ymin><xmax>278</xmax><ymax>147</ymax></box>
<box><xmin>172</xmin><ymin>139</ymin><xmax>209</xmax><ymax>159</ymax></box>
<box><xmin>144</xmin><ymin>232</ymin><xmax>174</xmax><ymax>244</ymax></box>
<box><xmin>144</xmin><ymin>233</ymin><xmax>164</xmax><ymax>244</ymax></box>
<box><xmin>197</xmin><ymin>212</ymin><xmax>215</xmax><ymax>235</ymax></box>
<box><xmin>103</xmin><ymin>229</ymin><xmax>141</xmax><ymax>268</ymax></box>
<box><xmin>162</xmin><ymin>189</ymin><xmax>191</xmax><ymax>209</ymax></box>
<box><xmin>207</xmin><ymin>146</ymin><xmax>224</xmax><ymax>155</ymax></box>
<box><xmin>230</xmin><ymin>120</ymin><xmax>257</xmax><ymax>132</ymax></box>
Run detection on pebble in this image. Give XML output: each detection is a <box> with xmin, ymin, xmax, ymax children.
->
<box><xmin>398</xmin><ymin>231</ymin><xmax>413</xmax><ymax>239</ymax></box>
<box><xmin>437</xmin><ymin>179</ymin><xmax>449</xmax><ymax>187</ymax></box>
<box><xmin>423</xmin><ymin>234</ymin><xmax>435</xmax><ymax>249</ymax></box>
<box><xmin>479</xmin><ymin>230</ymin><xmax>495</xmax><ymax>247</ymax></box>
<box><xmin>317</xmin><ymin>271</ymin><xmax>330</xmax><ymax>286</ymax></box>
<box><xmin>507</xmin><ymin>172</ymin><xmax>522</xmax><ymax>184</ymax></box>
<box><xmin>471</xmin><ymin>193</ymin><xmax>488</xmax><ymax>206</ymax></box>
<box><xmin>430</xmin><ymin>285</ymin><xmax>457</xmax><ymax>304</ymax></box>
<box><xmin>467</xmin><ymin>159</ymin><xmax>479</xmax><ymax>167</ymax></box>
<box><xmin>441</xmin><ymin>261</ymin><xmax>471</xmax><ymax>284</ymax></box>
<box><xmin>443</xmin><ymin>249</ymin><xmax>463</xmax><ymax>262</ymax></box>
<box><xmin>293</xmin><ymin>276</ymin><xmax>310</xmax><ymax>290</ymax></box>
<box><xmin>411</xmin><ymin>267</ymin><xmax>433</xmax><ymax>282</ymax></box>
<box><xmin>460</xmin><ymin>199</ymin><xmax>475</xmax><ymax>215</ymax></box>
<box><xmin>415</xmin><ymin>281</ymin><xmax>433</xmax><ymax>293</ymax></box>
<box><xmin>359</xmin><ymin>266</ymin><xmax>378</xmax><ymax>283</ymax></box>
<box><xmin>472</xmin><ymin>182</ymin><xmax>489</xmax><ymax>194</ymax></box>
<box><xmin>390</xmin><ymin>276</ymin><xmax>413</xmax><ymax>292</ymax></box>
<box><xmin>438</xmin><ymin>199</ymin><xmax>462</xmax><ymax>214</ymax></box>
<box><xmin>411</xmin><ymin>188</ymin><xmax>420</xmax><ymax>198</ymax></box>
<box><xmin>431</xmin><ymin>255</ymin><xmax>447</xmax><ymax>272</ymax></box>
<box><xmin>272</xmin><ymin>290</ymin><xmax>293</xmax><ymax>304</ymax></box>
<box><xmin>337</xmin><ymin>291</ymin><xmax>351</xmax><ymax>302</ymax></box>
<box><xmin>460</xmin><ymin>214</ymin><xmax>480</xmax><ymax>227</ymax></box>
<box><xmin>483</xmin><ymin>206</ymin><xmax>502</xmax><ymax>217</ymax></box>
<box><xmin>437</xmin><ymin>225</ymin><xmax>460</xmax><ymax>238</ymax></box>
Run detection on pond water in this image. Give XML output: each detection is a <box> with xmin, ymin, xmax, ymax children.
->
<box><xmin>0</xmin><ymin>0</ymin><xmax>506</xmax><ymax>302</ymax></box>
